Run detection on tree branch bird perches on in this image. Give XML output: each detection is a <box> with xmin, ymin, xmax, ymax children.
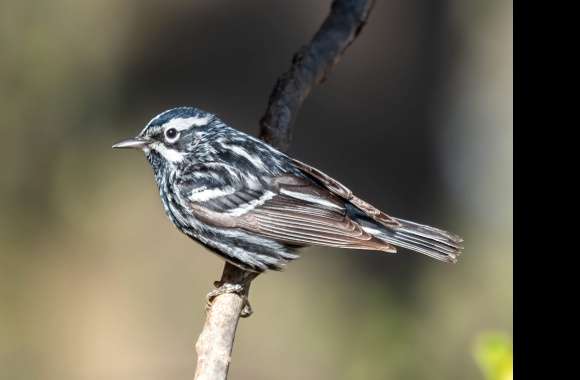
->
<box><xmin>194</xmin><ymin>1</ymin><xmax>381</xmax><ymax>379</ymax></box>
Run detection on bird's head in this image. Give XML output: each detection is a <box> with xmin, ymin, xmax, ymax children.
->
<box><xmin>113</xmin><ymin>107</ymin><xmax>218</xmax><ymax>172</ymax></box>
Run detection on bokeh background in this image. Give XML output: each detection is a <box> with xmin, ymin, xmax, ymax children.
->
<box><xmin>1</xmin><ymin>1</ymin><xmax>512</xmax><ymax>379</ymax></box>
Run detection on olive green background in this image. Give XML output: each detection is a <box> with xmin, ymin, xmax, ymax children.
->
<box><xmin>0</xmin><ymin>1</ymin><xmax>512</xmax><ymax>379</ymax></box>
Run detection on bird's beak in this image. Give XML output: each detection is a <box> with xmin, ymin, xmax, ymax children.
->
<box><xmin>112</xmin><ymin>137</ymin><xmax>150</xmax><ymax>149</ymax></box>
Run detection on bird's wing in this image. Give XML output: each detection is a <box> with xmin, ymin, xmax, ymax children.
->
<box><xmin>181</xmin><ymin>173</ymin><xmax>395</xmax><ymax>252</ymax></box>
<box><xmin>289</xmin><ymin>158</ymin><xmax>401</xmax><ymax>228</ymax></box>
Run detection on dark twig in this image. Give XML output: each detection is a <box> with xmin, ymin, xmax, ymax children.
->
<box><xmin>260</xmin><ymin>0</ymin><xmax>376</xmax><ymax>152</ymax></box>
<box><xmin>194</xmin><ymin>1</ymin><xmax>375</xmax><ymax>379</ymax></box>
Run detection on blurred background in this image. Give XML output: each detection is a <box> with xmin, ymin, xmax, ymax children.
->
<box><xmin>0</xmin><ymin>0</ymin><xmax>512</xmax><ymax>379</ymax></box>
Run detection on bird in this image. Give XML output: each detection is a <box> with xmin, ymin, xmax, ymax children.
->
<box><xmin>113</xmin><ymin>107</ymin><xmax>463</xmax><ymax>275</ymax></box>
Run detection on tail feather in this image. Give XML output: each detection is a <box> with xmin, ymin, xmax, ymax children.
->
<box><xmin>368</xmin><ymin>217</ymin><xmax>463</xmax><ymax>263</ymax></box>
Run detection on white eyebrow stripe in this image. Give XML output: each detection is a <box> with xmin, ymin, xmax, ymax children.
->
<box><xmin>162</xmin><ymin>116</ymin><xmax>212</xmax><ymax>131</ymax></box>
<box><xmin>140</xmin><ymin>110</ymin><xmax>173</xmax><ymax>135</ymax></box>
<box><xmin>139</xmin><ymin>115</ymin><xmax>211</xmax><ymax>136</ymax></box>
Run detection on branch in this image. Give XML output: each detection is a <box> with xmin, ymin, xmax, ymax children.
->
<box><xmin>260</xmin><ymin>0</ymin><xmax>376</xmax><ymax>152</ymax></box>
<box><xmin>194</xmin><ymin>262</ymin><xmax>253</xmax><ymax>380</ymax></box>
<box><xmin>193</xmin><ymin>1</ymin><xmax>375</xmax><ymax>379</ymax></box>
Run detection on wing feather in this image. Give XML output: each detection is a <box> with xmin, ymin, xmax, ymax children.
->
<box><xmin>290</xmin><ymin>158</ymin><xmax>401</xmax><ymax>227</ymax></box>
<box><xmin>252</xmin><ymin>194</ymin><xmax>395</xmax><ymax>251</ymax></box>
<box><xmin>184</xmin><ymin>175</ymin><xmax>395</xmax><ymax>253</ymax></box>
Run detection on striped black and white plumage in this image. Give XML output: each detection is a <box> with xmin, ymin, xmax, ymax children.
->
<box><xmin>113</xmin><ymin>107</ymin><xmax>463</xmax><ymax>272</ymax></box>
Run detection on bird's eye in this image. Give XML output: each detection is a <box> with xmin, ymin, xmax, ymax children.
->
<box><xmin>165</xmin><ymin>128</ymin><xmax>179</xmax><ymax>142</ymax></box>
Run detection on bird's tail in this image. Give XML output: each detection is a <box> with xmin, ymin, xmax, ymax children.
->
<box><xmin>368</xmin><ymin>217</ymin><xmax>464</xmax><ymax>263</ymax></box>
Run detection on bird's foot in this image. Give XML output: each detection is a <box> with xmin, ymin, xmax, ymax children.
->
<box><xmin>206</xmin><ymin>281</ymin><xmax>253</xmax><ymax>318</ymax></box>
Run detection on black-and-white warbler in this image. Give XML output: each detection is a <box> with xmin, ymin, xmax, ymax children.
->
<box><xmin>113</xmin><ymin>107</ymin><xmax>463</xmax><ymax>273</ymax></box>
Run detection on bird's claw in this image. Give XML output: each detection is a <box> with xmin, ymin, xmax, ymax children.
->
<box><xmin>206</xmin><ymin>281</ymin><xmax>253</xmax><ymax>318</ymax></box>
<box><xmin>240</xmin><ymin>301</ymin><xmax>253</xmax><ymax>318</ymax></box>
